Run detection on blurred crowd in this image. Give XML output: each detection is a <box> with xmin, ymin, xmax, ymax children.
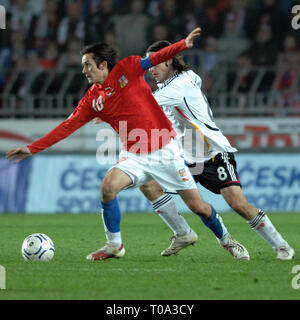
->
<box><xmin>0</xmin><ymin>0</ymin><xmax>299</xmax><ymax>112</ymax></box>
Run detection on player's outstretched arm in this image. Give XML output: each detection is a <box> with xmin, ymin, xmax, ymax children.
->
<box><xmin>185</xmin><ymin>27</ymin><xmax>202</xmax><ymax>49</ymax></box>
<box><xmin>143</xmin><ymin>27</ymin><xmax>202</xmax><ymax>70</ymax></box>
<box><xmin>6</xmin><ymin>146</ymin><xmax>32</xmax><ymax>164</ymax></box>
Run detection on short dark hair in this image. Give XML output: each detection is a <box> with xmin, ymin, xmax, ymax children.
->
<box><xmin>146</xmin><ymin>40</ymin><xmax>191</xmax><ymax>72</ymax></box>
<box><xmin>80</xmin><ymin>43</ymin><xmax>120</xmax><ymax>71</ymax></box>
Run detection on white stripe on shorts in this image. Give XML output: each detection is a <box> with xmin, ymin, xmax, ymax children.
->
<box><xmin>221</xmin><ymin>152</ymin><xmax>237</xmax><ymax>181</ymax></box>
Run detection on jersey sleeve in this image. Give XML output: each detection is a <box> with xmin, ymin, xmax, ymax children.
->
<box><xmin>121</xmin><ymin>39</ymin><xmax>188</xmax><ymax>76</ymax></box>
<box><xmin>140</xmin><ymin>39</ymin><xmax>187</xmax><ymax>71</ymax></box>
<box><xmin>27</xmin><ymin>94</ymin><xmax>96</xmax><ymax>154</ymax></box>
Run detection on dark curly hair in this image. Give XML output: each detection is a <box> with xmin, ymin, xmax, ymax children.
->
<box><xmin>146</xmin><ymin>40</ymin><xmax>191</xmax><ymax>72</ymax></box>
<box><xmin>80</xmin><ymin>43</ymin><xmax>120</xmax><ymax>71</ymax></box>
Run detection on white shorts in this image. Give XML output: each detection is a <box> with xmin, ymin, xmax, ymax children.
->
<box><xmin>110</xmin><ymin>139</ymin><xmax>197</xmax><ymax>191</ymax></box>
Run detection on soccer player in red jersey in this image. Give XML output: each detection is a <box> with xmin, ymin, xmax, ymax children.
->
<box><xmin>6</xmin><ymin>28</ymin><xmax>249</xmax><ymax>261</ymax></box>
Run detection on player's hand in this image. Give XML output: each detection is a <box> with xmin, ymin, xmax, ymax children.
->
<box><xmin>185</xmin><ymin>27</ymin><xmax>202</xmax><ymax>49</ymax></box>
<box><xmin>93</xmin><ymin>117</ymin><xmax>103</xmax><ymax>124</ymax></box>
<box><xmin>6</xmin><ymin>146</ymin><xmax>32</xmax><ymax>164</ymax></box>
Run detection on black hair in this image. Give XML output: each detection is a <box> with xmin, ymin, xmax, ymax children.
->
<box><xmin>80</xmin><ymin>43</ymin><xmax>120</xmax><ymax>71</ymax></box>
<box><xmin>146</xmin><ymin>40</ymin><xmax>191</xmax><ymax>72</ymax></box>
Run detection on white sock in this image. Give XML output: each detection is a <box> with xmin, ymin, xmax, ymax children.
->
<box><xmin>248</xmin><ymin>209</ymin><xmax>288</xmax><ymax>250</ymax></box>
<box><xmin>215</xmin><ymin>214</ymin><xmax>230</xmax><ymax>246</ymax></box>
<box><xmin>101</xmin><ymin>210</ymin><xmax>122</xmax><ymax>248</ymax></box>
<box><xmin>151</xmin><ymin>194</ymin><xmax>191</xmax><ymax>236</ymax></box>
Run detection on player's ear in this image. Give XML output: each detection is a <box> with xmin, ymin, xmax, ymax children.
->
<box><xmin>165</xmin><ymin>58</ymin><xmax>173</xmax><ymax>68</ymax></box>
<box><xmin>100</xmin><ymin>61</ymin><xmax>108</xmax><ymax>70</ymax></box>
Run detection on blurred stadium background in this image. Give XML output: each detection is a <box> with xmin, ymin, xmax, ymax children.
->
<box><xmin>1</xmin><ymin>0</ymin><xmax>300</xmax><ymax>215</ymax></box>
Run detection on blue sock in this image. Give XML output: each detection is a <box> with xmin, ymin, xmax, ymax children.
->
<box><xmin>101</xmin><ymin>198</ymin><xmax>121</xmax><ymax>233</ymax></box>
<box><xmin>201</xmin><ymin>205</ymin><xmax>225</xmax><ymax>239</ymax></box>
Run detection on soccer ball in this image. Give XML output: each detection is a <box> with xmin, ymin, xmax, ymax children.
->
<box><xmin>22</xmin><ymin>233</ymin><xmax>55</xmax><ymax>262</ymax></box>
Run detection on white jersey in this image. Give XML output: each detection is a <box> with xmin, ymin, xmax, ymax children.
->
<box><xmin>153</xmin><ymin>70</ymin><xmax>237</xmax><ymax>163</ymax></box>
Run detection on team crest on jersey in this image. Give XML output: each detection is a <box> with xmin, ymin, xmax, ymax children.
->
<box><xmin>118</xmin><ymin>75</ymin><xmax>128</xmax><ymax>88</ymax></box>
<box><xmin>179</xmin><ymin>168</ymin><xmax>187</xmax><ymax>177</ymax></box>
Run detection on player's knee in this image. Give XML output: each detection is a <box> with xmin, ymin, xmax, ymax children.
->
<box><xmin>101</xmin><ymin>180</ymin><xmax>118</xmax><ymax>202</ymax></box>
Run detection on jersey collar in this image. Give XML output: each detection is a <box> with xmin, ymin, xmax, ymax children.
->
<box><xmin>157</xmin><ymin>70</ymin><xmax>180</xmax><ymax>88</ymax></box>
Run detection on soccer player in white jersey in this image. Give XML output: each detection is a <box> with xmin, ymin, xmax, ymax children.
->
<box><xmin>139</xmin><ymin>40</ymin><xmax>295</xmax><ymax>260</ymax></box>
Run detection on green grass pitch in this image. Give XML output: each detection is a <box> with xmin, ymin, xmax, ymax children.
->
<box><xmin>0</xmin><ymin>212</ymin><xmax>299</xmax><ymax>300</ymax></box>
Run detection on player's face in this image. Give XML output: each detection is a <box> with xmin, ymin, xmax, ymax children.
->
<box><xmin>147</xmin><ymin>52</ymin><xmax>174</xmax><ymax>82</ymax></box>
<box><xmin>81</xmin><ymin>53</ymin><xmax>109</xmax><ymax>84</ymax></box>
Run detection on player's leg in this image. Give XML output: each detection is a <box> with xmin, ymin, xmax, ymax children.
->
<box><xmin>175</xmin><ymin>188</ymin><xmax>246</xmax><ymax>258</ymax></box>
<box><xmin>195</xmin><ymin>152</ymin><xmax>294</xmax><ymax>260</ymax></box>
<box><xmin>86</xmin><ymin>167</ymin><xmax>132</xmax><ymax>261</ymax></box>
<box><xmin>186</xmin><ymin>154</ymin><xmax>242</xmax><ymax>244</ymax></box>
<box><xmin>148</xmin><ymin>140</ymin><xmax>249</xmax><ymax>259</ymax></box>
<box><xmin>140</xmin><ymin>179</ymin><xmax>247</xmax><ymax>258</ymax></box>
<box><xmin>140</xmin><ymin>180</ymin><xmax>198</xmax><ymax>255</ymax></box>
<box><xmin>177</xmin><ymin>188</ymin><xmax>228</xmax><ymax>240</ymax></box>
<box><xmin>100</xmin><ymin>167</ymin><xmax>133</xmax><ymax>244</ymax></box>
<box><xmin>221</xmin><ymin>185</ymin><xmax>295</xmax><ymax>260</ymax></box>
<box><xmin>139</xmin><ymin>180</ymin><xmax>192</xmax><ymax>236</ymax></box>
<box><xmin>220</xmin><ymin>185</ymin><xmax>259</xmax><ymax>220</ymax></box>
<box><xmin>149</xmin><ymin>139</ymin><xmax>229</xmax><ymax>242</ymax></box>
<box><xmin>176</xmin><ymin>188</ymin><xmax>249</xmax><ymax>260</ymax></box>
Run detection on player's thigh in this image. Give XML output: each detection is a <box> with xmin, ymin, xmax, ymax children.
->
<box><xmin>221</xmin><ymin>185</ymin><xmax>246</xmax><ymax>204</ymax></box>
<box><xmin>139</xmin><ymin>180</ymin><xmax>165</xmax><ymax>201</ymax></box>
<box><xmin>101</xmin><ymin>167</ymin><xmax>133</xmax><ymax>197</ymax></box>
<box><xmin>112</xmin><ymin>156</ymin><xmax>151</xmax><ymax>188</ymax></box>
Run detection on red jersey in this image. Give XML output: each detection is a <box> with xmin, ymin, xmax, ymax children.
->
<box><xmin>28</xmin><ymin>39</ymin><xmax>188</xmax><ymax>154</ymax></box>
